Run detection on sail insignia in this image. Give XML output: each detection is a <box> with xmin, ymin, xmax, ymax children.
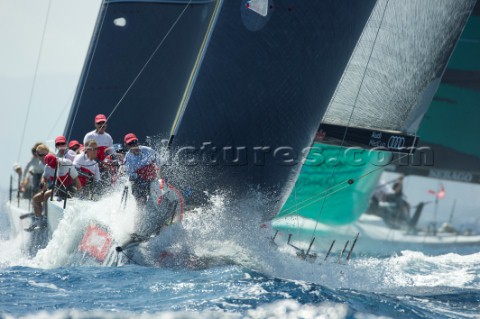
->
<box><xmin>246</xmin><ymin>0</ymin><xmax>268</xmax><ymax>17</ymax></box>
<box><xmin>113</xmin><ymin>17</ymin><xmax>127</xmax><ymax>27</ymax></box>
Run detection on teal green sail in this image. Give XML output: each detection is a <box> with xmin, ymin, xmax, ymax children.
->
<box><xmin>277</xmin><ymin>142</ymin><xmax>390</xmax><ymax>225</ymax></box>
<box><xmin>276</xmin><ymin>0</ymin><xmax>477</xmax><ymax>227</ymax></box>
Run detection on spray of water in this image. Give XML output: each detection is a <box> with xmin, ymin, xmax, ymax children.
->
<box><xmin>1</xmin><ymin>188</ymin><xmax>479</xmax><ymax>294</ymax></box>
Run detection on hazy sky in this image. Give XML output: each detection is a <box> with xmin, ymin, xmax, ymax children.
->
<box><xmin>0</xmin><ymin>0</ymin><xmax>101</xmax><ymax>190</ymax></box>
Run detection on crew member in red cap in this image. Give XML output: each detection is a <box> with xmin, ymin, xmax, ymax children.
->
<box><xmin>29</xmin><ymin>148</ymin><xmax>82</xmax><ymax>231</ymax></box>
<box><xmin>103</xmin><ymin>143</ymin><xmax>125</xmax><ymax>187</ymax></box>
<box><xmin>55</xmin><ymin>135</ymin><xmax>76</xmax><ymax>161</ymax></box>
<box><xmin>73</xmin><ymin>139</ymin><xmax>101</xmax><ymax>197</ymax></box>
<box><xmin>83</xmin><ymin>114</ymin><xmax>114</xmax><ymax>162</ymax></box>
<box><xmin>68</xmin><ymin>140</ymin><xmax>83</xmax><ymax>155</ymax></box>
<box><xmin>123</xmin><ymin>132</ymin><xmax>163</xmax><ymax>209</ymax></box>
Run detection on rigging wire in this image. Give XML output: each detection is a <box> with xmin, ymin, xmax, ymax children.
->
<box><xmin>47</xmin><ymin>91</ymin><xmax>75</xmax><ymax>139</ymax></box>
<box><xmin>309</xmin><ymin>0</ymin><xmax>392</xmax><ymax>238</ymax></box>
<box><xmin>66</xmin><ymin>0</ymin><xmax>110</xmax><ymax>142</ymax></box>
<box><xmin>104</xmin><ymin>0</ymin><xmax>193</xmax><ymax>123</ymax></box>
<box><xmin>17</xmin><ymin>0</ymin><xmax>52</xmax><ymax>162</ymax></box>
<box><xmin>66</xmin><ymin>0</ymin><xmax>193</xmax><ymax>139</ymax></box>
<box><xmin>280</xmin><ymin>151</ymin><xmax>411</xmax><ymax>218</ymax></box>
<box><xmin>280</xmin><ymin>0</ymin><xmax>382</xmax><ymax>235</ymax></box>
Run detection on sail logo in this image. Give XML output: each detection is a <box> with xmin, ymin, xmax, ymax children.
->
<box><xmin>429</xmin><ymin>169</ymin><xmax>473</xmax><ymax>183</ymax></box>
<box><xmin>79</xmin><ymin>225</ymin><xmax>112</xmax><ymax>261</ymax></box>
<box><xmin>246</xmin><ymin>0</ymin><xmax>269</xmax><ymax>17</ymax></box>
<box><xmin>387</xmin><ymin>136</ymin><xmax>405</xmax><ymax>150</ymax></box>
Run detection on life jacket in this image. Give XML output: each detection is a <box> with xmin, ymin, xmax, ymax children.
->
<box><xmin>50</xmin><ymin>173</ymin><xmax>73</xmax><ymax>187</ymax></box>
<box><xmin>103</xmin><ymin>154</ymin><xmax>120</xmax><ymax>184</ymax></box>
<box><xmin>97</xmin><ymin>146</ymin><xmax>108</xmax><ymax>162</ymax></box>
<box><xmin>136</xmin><ymin>163</ymin><xmax>158</xmax><ymax>182</ymax></box>
<box><xmin>78</xmin><ymin>167</ymin><xmax>94</xmax><ymax>187</ymax></box>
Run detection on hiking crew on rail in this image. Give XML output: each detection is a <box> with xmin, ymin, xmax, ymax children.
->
<box><xmin>29</xmin><ymin>145</ymin><xmax>82</xmax><ymax>230</ymax></box>
<box><xmin>14</xmin><ymin>114</ymin><xmax>167</xmax><ymax>217</ymax></box>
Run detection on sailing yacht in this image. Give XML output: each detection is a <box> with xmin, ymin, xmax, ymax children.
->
<box><xmin>8</xmin><ymin>0</ymin><xmax>380</xmax><ymax>264</ymax></box>
<box><xmin>275</xmin><ymin>0</ymin><xmax>480</xmax><ymax>256</ymax></box>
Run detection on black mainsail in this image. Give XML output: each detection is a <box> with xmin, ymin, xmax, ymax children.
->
<box><xmin>64</xmin><ymin>0</ymin><xmax>221</xmax><ymax>142</ymax></box>
<box><xmin>64</xmin><ymin>0</ymin><xmax>378</xmax><ymax>215</ymax></box>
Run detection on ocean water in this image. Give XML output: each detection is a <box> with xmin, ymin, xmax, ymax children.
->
<box><xmin>1</xmin><ymin>190</ymin><xmax>479</xmax><ymax>319</ymax></box>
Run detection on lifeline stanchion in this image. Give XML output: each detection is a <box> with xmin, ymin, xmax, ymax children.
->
<box><xmin>17</xmin><ymin>174</ymin><xmax>21</xmax><ymax>208</ymax></box>
<box><xmin>119</xmin><ymin>186</ymin><xmax>129</xmax><ymax>210</ymax></box>
<box><xmin>325</xmin><ymin>240</ymin><xmax>335</xmax><ymax>261</ymax></box>
<box><xmin>50</xmin><ymin>164</ymin><xmax>58</xmax><ymax>201</ymax></box>
<box><xmin>346</xmin><ymin>233</ymin><xmax>359</xmax><ymax>262</ymax></box>
<box><xmin>337</xmin><ymin>240</ymin><xmax>349</xmax><ymax>264</ymax></box>
<box><xmin>9</xmin><ymin>175</ymin><xmax>12</xmax><ymax>203</ymax></box>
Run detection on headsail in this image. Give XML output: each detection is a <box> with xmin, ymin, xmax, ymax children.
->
<box><xmin>320</xmin><ymin>0</ymin><xmax>477</xmax><ymax>152</ymax></box>
<box><xmin>394</xmin><ymin>1</ymin><xmax>480</xmax><ymax>183</ymax></box>
<box><xmin>64</xmin><ymin>0</ymin><xmax>220</xmax><ymax>143</ymax></box>
<box><xmin>277</xmin><ymin>0</ymin><xmax>477</xmax><ymax>226</ymax></box>
<box><xmin>63</xmin><ymin>0</ymin><xmax>380</xmax><ymax>216</ymax></box>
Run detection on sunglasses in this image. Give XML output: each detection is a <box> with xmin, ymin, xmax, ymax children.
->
<box><xmin>37</xmin><ymin>153</ymin><xmax>48</xmax><ymax>157</ymax></box>
<box><xmin>96</xmin><ymin>122</ymin><xmax>107</xmax><ymax>125</ymax></box>
<box><xmin>55</xmin><ymin>143</ymin><xmax>66</xmax><ymax>147</ymax></box>
<box><xmin>127</xmin><ymin>140</ymin><xmax>138</xmax><ymax>146</ymax></box>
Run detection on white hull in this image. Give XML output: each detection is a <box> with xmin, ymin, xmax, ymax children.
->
<box><xmin>273</xmin><ymin>214</ymin><xmax>480</xmax><ymax>256</ymax></box>
<box><xmin>5</xmin><ymin>179</ymin><xmax>184</xmax><ymax>264</ymax></box>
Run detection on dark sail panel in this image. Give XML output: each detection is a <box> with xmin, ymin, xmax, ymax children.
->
<box><xmin>64</xmin><ymin>0</ymin><xmax>219</xmax><ymax>143</ymax></box>
<box><xmin>321</xmin><ymin>0</ymin><xmax>476</xmax><ymax>145</ymax></box>
<box><xmin>394</xmin><ymin>2</ymin><xmax>480</xmax><ymax>183</ymax></box>
<box><xmin>167</xmin><ymin>0</ymin><xmax>378</xmax><ymax>214</ymax></box>
<box><xmin>63</xmin><ymin>0</ymin><xmax>379</xmax><ymax>218</ymax></box>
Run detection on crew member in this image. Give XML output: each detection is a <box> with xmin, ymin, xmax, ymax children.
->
<box><xmin>83</xmin><ymin>114</ymin><xmax>114</xmax><ymax>161</ymax></box>
<box><xmin>73</xmin><ymin>139</ymin><xmax>101</xmax><ymax>197</ymax></box>
<box><xmin>55</xmin><ymin>136</ymin><xmax>76</xmax><ymax>161</ymax></box>
<box><xmin>30</xmin><ymin>147</ymin><xmax>82</xmax><ymax>230</ymax></box>
<box><xmin>20</xmin><ymin>142</ymin><xmax>44</xmax><ymax>198</ymax></box>
<box><xmin>103</xmin><ymin>143</ymin><xmax>126</xmax><ymax>186</ymax></box>
<box><xmin>68</xmin><ymin>140</ymin><xmax>84</xmax><ymax>154</ymax></box>
<box><xmin>123</xmin><ymin>133</ymin><xmax>162</xmax><ymax>209</ymax></box>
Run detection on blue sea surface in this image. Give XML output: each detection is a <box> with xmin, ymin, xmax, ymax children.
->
<box><xmin>1</xmin><ymin>191</ymin><xmax>479</xmax><ymax>319</ymax></box>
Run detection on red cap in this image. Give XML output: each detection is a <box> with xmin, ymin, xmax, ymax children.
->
<box><xmin>95</xmin><ymin>114</ymin><xmax>107</xmax><ymax>123</ymax></box>
<box><xmin>55</xmin><ymin>136</ymin><xmax>67</xmax><ymax>145</ymax></box>
<box><xmin>44</xmin><ymin>154</ymin><xmax>57</xmax><ymax>168</ymax></box>
<box><xmin>68</xmin><ymin>140</ymin><xmax>80</xmax><ymax>149</ymax></box>
<box><xmin>124</xmin><ymin>133</ymin><xmax>138</xmax><ymax>144</ymax></box>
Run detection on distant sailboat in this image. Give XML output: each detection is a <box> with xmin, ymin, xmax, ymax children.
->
<box><xmin>275</xmin><ymin>1</ymin><xmax>480</xmax><ymax>255</ymax></box>
<box><xmin>277</xmin><ymin>0</ymin><xmax>477</xmax><ymax>229</ymax></box>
